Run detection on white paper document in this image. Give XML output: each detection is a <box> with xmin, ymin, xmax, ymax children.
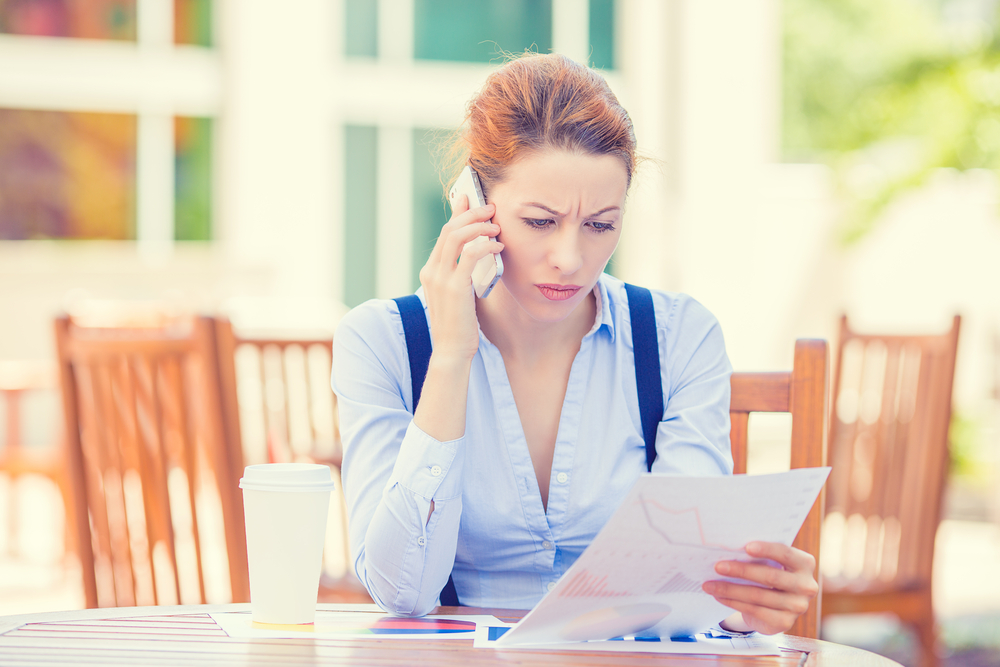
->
<box><xmin>475</xmin><ymin>621</ymin><xmax>782</xmax><ymax>655</ymax></box>
<box><xmin>496</xmin><ymin>467</ymin><xmax>830</xmax><ymax>647</ymax></box>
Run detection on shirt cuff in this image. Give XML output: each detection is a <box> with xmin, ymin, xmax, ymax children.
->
<box><xmin>387</xmin><ymin>421</ymin><xmax>465</xmax><ymax>500</ymax></box>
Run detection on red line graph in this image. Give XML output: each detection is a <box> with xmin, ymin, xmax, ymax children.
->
<box><xmin>558</xmin><ymin>570</ymin><xmax>630</xmax><ymax>599</ymax></box>
<box><xmin>634</xmin><ymin>495</ymin><xmax>741</xmax><ymax>551</ymax></box>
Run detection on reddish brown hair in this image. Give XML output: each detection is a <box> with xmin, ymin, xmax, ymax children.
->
<box><xmin>447</xmin><ymin>53</ymin><xmax>638</xmax><ymax>194</ymax></box>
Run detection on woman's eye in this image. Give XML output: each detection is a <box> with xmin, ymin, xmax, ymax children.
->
<box><xmin>588</xmin><ymin>221</ymin><xmax>617</xmax><ymax>233</ymax></box>
<box><xmin>523</xmin><ymin>218</ymin><xmax>554</xmax><ymax>229</ymax></box>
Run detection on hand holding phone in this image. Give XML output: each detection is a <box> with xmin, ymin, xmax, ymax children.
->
<box><xmin>449</xmin><ymin>166</ymin><xmax>504</xmax><ymax>298</ymax></box>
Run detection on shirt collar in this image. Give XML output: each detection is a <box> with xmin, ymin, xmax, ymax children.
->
<box><xmin>585</xmin><ymin>274</ymin><xmax>616</xmax><ymax>341</ymax></box>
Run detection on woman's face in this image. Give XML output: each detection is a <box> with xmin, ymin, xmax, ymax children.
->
<box><xmin>487</xmin><ymin>148</ymin><xmax>628</xmax><ymax>323</ymax></box>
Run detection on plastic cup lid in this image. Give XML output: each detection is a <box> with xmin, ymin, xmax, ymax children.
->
<box><xmin>239</xmin><ymin>463</ymin><xmax>336</xmax><ymax>493</ymax></box>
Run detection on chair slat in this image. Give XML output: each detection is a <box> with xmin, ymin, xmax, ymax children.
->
<box><xmin>729</xmin><ymin>413</ymin><xmax>749</xmax><ymax>475</ymax></box>
<box><xmin>730</xmin><ymin>373</ymin><xmax>790</xmax><ymax>412</ymax></box>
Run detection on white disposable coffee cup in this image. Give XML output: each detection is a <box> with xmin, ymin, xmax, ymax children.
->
<box><xmin>239</xmin><ymin>463</ymin><xmax>336</xmax><ymax>624</ymax></box>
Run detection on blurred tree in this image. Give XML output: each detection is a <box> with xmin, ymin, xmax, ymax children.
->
<box><xmin>784</xmin><ymin>0</ymin><xmax>1000</xmax><ymax>243</ymax></box>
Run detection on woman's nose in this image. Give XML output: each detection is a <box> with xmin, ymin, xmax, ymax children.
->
<box><xmin>548</xmin><ymin>228</ymin><xmax>584</xmax><ymax>275</ymax></box>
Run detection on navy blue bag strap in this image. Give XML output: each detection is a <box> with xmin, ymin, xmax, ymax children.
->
<box><xmin>393</xmin><ymin>295</ymin><xmax>432</xmax><ymax>410</ymax></box>
<box><xmin>624</xmin><ymin>283</ymin><xmax>663</xmax><ymax>473</ymax></box>
<box><xmin>393</xmin><ymin>294</ymin><xmax>460</xmax><ymax>606</ymax></box>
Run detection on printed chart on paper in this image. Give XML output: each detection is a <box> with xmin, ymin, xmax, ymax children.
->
<box><xmin>497</xmin><ymin>467</ymin><xmax>830</xmax><ymax>647</ymax></box>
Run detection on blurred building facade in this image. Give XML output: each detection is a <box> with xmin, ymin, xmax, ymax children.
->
<box><xmin>0</xmin><ymin>0</ymin><xmax>780</xmax><ymax>349</ymax></box>
<box><xmin>1</xmin><ymin>1</ymin><xmax>998</xmax><ymax>506</ymax></box>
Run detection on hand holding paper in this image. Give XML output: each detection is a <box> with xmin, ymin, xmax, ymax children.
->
<box><xmin>706</xmin><ymin>539</ymin><xmax>820</xmax><ymax>635</ymax></box>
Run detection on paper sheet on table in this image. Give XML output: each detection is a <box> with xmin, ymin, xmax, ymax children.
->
<box><xmin>211</xmin><ymin>609</ymin><xmax>502</xmax><ymax>640</ymax></box>
<box><xmin>475</xmin><ymin>622</ymin><xmax>782</xmax><ymax>655</ymax></box>
<box><xmin>496</xmin><ymin>467</ymin><xmax>830</xmax><ymax>647</ymax></box>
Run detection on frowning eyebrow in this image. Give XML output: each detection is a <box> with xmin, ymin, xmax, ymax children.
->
<box><xmin>523</xmin><ymin>202</ymin><xmax>621</xmax><ymax>217</ymax></box>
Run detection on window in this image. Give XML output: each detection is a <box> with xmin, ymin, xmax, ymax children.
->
<box><xmin>174</xmin><ymin>0</ymin><xmax>211</xmax><ymax>46</ymax></box>
<box><xmin>413</xmin><ymin>0</ymin><xmax>552</xmax><ymax>62</ymax></box>
<box><xmin>174</xmin><ymin>116</ymin><xmax>212</xmax><ymax>241</ymax></box>
<box><xmin>412</xmin><ymin>128</ymin><xmax>449</xmax><ymax>289</ymax></box>
<box><xmin>589</xmin><ymin>0</ymin><xmax>614</xmax><ymax>69</ymax></box>
<box><xmin>0</xmin><ymin>108</ymin><xmax>136</xmax><ymax>240</ymax></box>
<box><xmin>0</xmin><ymin>0</ymin><xmax>137</xmax><ymax>41</ymax></box>
<box><xmin>344</xmin><ymin>125</ymin><xmax>378</xmax><ymax>308</ymax></box>
<box><xmin>344</xmin><ymin>0</ymin><xmax>377</xmax><ymax>57</ymax></box>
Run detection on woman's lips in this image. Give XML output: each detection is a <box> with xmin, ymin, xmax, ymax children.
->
<box><xmin>536</xmin><ymin>284</ymin><xmax>583</xmax><ymax>301</ymax></box>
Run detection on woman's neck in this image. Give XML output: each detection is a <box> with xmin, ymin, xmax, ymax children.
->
<box><xmin>476</xmin><ymin>282</ymin><xmax>597</xmax><ymax>363</ymax></box>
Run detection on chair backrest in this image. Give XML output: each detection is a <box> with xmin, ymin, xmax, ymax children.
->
<box><xmin>729</xmin><ymin>339</ymin><xmax>829</xmax><ymax>639</ymax></box>
<box><xmin>55</xmin><ymin>315</ymin><xmax>249</xmax><ymax>608</ymax></box>
<box><xmin>213</xmin><ymin>317</ymin><xmax>351</xmax><ymax>578</ymax></box>
<box><xmin>213</xmin><ymin>318</ymin><xmax>341</xmax><ymax>468</ymax></box>
<box><xmin>823</xmin><ymin>316</ymin><xmax>960</xmax><ymax>593</ymax></box>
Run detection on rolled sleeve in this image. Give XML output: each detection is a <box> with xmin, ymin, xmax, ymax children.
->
<box><xmin>389</xmin><ymin>421</ymin><xmax>466</xmax><ymax>500</ymax></box>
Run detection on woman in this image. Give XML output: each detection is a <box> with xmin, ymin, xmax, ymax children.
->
<box><xmin>331</xmin><ymin>53</ymin><xmax>817</xmax><ymax>635</ymax></box>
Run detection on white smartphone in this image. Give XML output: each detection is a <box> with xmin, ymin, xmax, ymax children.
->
<box><xmin>449</xmin><ymin>166</ymin><xmax>504</xmax><ymax>298</ymax></box>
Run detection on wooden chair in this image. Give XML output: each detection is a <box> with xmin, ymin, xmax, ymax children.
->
<box><xmin>729</xmin><ymin>339</ymin><xmax>829</xmax><ymax>639</ymax></box>
<box><xmin>55</xmin><ymin>315</ymin><xmax>250</xmax><ymax>608</ymax></box>
<box><xmin>821</xmin><ymin>315</ymin><xmax>960</xmax><ymax>667</ymax></box>
<box><xmin>213</xmin><ymin>317</ymin><xmax>370</xmax><ymax>603</ymax></box>
<box><xmin>0</xmin><ymin>361</ymin><xmax>74</xmax><ymax>559</ymax></box>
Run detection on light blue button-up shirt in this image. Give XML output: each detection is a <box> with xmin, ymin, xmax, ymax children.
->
<box><xmin>332</xmin><ymin>273</ymin><xmax>733</xmax><ymax>616</ymax></box>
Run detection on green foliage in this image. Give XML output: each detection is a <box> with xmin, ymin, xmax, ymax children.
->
<box><xmin>783</xmin><ymin>0</ymin><xmax>1000</xmax><ymax>243</ymax></box>
<box><xmin>949</xmin><ymin>409</ymin><xmax>986</xmax><ymax>481</ymax></box>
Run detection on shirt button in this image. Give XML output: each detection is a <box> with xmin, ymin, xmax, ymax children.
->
<box><xmin>417</xmin><ymin>536</ymin><xmax>426</xmax><ymax>546</ymax></box>
<box><xmin>542</xmin><ymin>541</ymin><xmax>553</xmax><ymax>550</ymax></box>
<box><xmin>556</xmin><ymin>472</ymin><xmax>569</xmax><ymax>484</ymax></box>
<box><xmin>547</xmin><ymin>581</ymin><xmax>557</xmax><ymax>592</ymax></box>
<box><xmin>430</xmin><ymin>465</ymin><xmax>442</xmax><ymax>477</ymax></box>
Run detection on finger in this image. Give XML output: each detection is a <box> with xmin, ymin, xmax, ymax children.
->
<box><xmin>456</xmin><ymin>239</ymin><xmax>504</xmax><ymax>273</ymax></box>
<box><xmin>441</xmin><ymin>203</ymin><xmax>495</xmax><ymax>234</ymax></box>
<box><xmin>710</xmin><ymin>596</ymin><xmax>797</xmax><ymax>636</ymax></box>
<box><xmin>438</xmin><ymin>221</ymin><xmax>501</xmax><ymax>268</ymax></box>
<box><xmin>714</xmin><ymin>559</ymin><xmax>818</xmax><ymax>596</ymax></box>
<box><xmin>703</xmin><ymin>579</ymin><xmax>812</xmax><ymax>615</ymax></box>
<box><xmin>428</xmin><ymin>205</ymin><xmax>496</xmax><ymax>265</ymax></box>
<box><xmin>744</xmin><ymin>542</ymin><xmax>816</xmax><ymax>574</ymax></box>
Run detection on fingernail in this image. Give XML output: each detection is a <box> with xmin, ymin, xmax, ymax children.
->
<box><xmin>716</xmin><ymin>562</ymin><xmax>731</xmax><ymax>575</ymax></box>
<box><xmin>702</xmin><ymin>582</ymin><xmax>716</xmax><ymax>593</ymax></box>
<box><xmin>746</xmin><ymin>542</ymin><xmax>762</xmax><ymax>555</ymax></box>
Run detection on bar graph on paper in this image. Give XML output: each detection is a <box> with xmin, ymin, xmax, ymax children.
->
<box><xmin>559</xmin><ymin>570</ymin><xmax>629</xmax><ymax>598</ymax></box>
<box><xmin>498</xmin><ymin>468</ymin><xmax>831</xmax><ymax>646</ymax></box>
